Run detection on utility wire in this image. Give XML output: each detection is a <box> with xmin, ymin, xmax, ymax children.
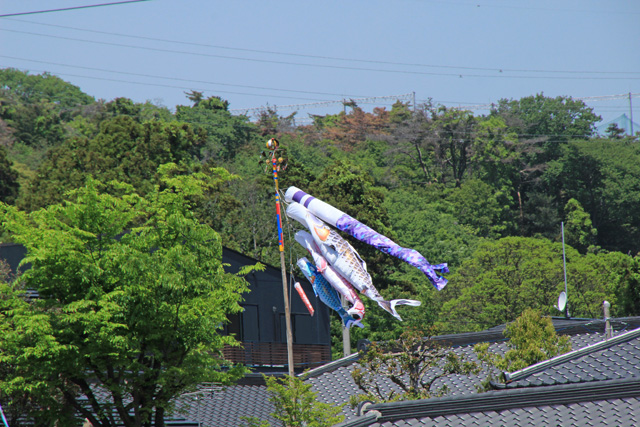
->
<box><xmin>230</xmin><ymin>94</ymin><xmax>413</xmax><ymax>114</ymax></box>
<box><xmin>5</xmin><ymin>17</ymin><xmax>638</xmax><ymax>76</ymax></box>
<box><xmin>0</xmin><ymin>66</ymin><xmax>333</xmax><ymax>103</ymax></box>
<box><xmin>2</xmin><ymin>28</ymin><xmax>639</xmax><ymax>81</ymax></box>
<box><xmin>0</xmin><ymin>55</ymin><xmax>368</xmax><ymax>99</ymax></box>
<box><xmin>0</xmin><ymin>0</ymin><xmax>152</xmax><ymax>17</ymax></box>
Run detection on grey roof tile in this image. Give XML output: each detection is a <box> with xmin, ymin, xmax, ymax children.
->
<box><xmin>172</xmin><ymin>318</ymin><xmax>640</xmax><ymax>426</ymax></box>
<box><xmin>504</xmin><ymin>327</ymin><xmax>640</xmax><ymax>389</ymax></box>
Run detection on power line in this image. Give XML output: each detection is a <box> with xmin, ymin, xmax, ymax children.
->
<box><xmin>2</xmin><ymin>28</ymin><xmax>639</xmax><ymax>81</ymax></box>
<box><xmin>440</xmin><ymin>93</ymin><xmax>640</xmax><ymax>112</ymax></box>
<box><xmin>229</xmin><ymin>94</ymin><xmax>413</xmax><ymax>114</ymax></box>
<box><xmin>0</xmin><ymin>66</ymin><xmax>332</xmax><ymax>103</ymax></box>
<box><xmin>6</xmin><ymin>17</ymin><xmax>639</xmax><ymax>76</ymax></box>
<box><xmin>0</xmin><ymin>55</ymin><xmax>368</xmax><ymax>99</ymax></box>
<box><xmin>0</xmin><ymin>0</ymin><xmax>152</xmax><ymax>18</ymax></box>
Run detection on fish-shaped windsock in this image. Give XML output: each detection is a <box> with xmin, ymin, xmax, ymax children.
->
<box><xmin>288</xmin><ymin>203</ymin><xmax>421</xmax><ymax>321</ymax></box>
<box><xmin>295</xmin><ymin>231</ymin><xmax>365</xmax><ymax>322</ymax></box>
<box><xmin>297</xmin><ymin>257</ymin><xmax>363</xmax><ymax>329</ymax></box>
<box><xmin>284</xmin><ymin>186</ymin><xmax>449</xmax><ymax>291</ymax></box>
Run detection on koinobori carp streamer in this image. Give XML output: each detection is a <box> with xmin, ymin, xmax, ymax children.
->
<box><xmin>285</xmin><ymin>186</ymin><xmax>448</xmax><ymax>291</ymax></box>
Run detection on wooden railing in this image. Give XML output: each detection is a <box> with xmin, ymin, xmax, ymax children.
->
<box><xmin>223</xmin><ymin>342</ymin><xmax>331</xmax><ymax>370</ymax></box>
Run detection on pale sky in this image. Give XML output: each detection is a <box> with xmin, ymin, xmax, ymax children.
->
<box><xmin>1</xmin><ymin>0</ymin><xmax>638</xmax><ymax>125</ymax></box>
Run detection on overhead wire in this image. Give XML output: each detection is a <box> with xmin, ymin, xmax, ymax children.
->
<box><xmin>0</xmin><ymin>55</ymin><xmax>368</xmax><ymax>99</ymax></box>
<box><xmin>2</xmin><ymin>28</ymin><xmax>638</xmax><ymax>81</ymax></box>
<box><xmin>0</xmin><ymin>0</ymin><xmax>152</xmax><ymax>18</ymax></box>
<box><xmin>0</xmin><ymin>66</ymin><xmax>333</xmax><ymax>102</ymax></box>
<box><xmin>4</xmin><ymin>17</ymin><xmax>638</xmax><ymax>76</ymax></box>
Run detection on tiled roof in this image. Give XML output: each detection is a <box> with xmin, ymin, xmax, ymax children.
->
<box><xmin>168</xmin><ymin>317</ymin><xmax>640</xmax><ymax>426</ymax></box>
<box><xmin>338</xmin><ymin>378</ymin><xmax>640</xmax><ymax>427</ymax></box>
<box><xmin>502</xmin><ymin>326</ymin><xmax>640</xmax><ymax>388</ymax></box>
<box><xmin>173</xmin><ymin>379</ymin><xmax>281</xmax><ymax>427</ymax></box>
<box><xmin>304</xmin><ymin>319</ymin><xmax>640</xmax><ymax>425</ymax></box>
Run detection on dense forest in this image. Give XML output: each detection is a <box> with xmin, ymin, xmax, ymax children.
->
<box><xmin>2</xmin><ymin>67</ymin><xmax>639</xmax><ymax>350</ymax></box>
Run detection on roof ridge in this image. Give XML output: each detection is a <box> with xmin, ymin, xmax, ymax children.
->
<box><xmin>301</xmin><ymin>352</ymin><xmax>360</xmax><ymax>378</ymax></box>
<box><xmin>344</xmin><ymin>376</ymin><xmax>640</xmax><ymax>426</ymax></box>
<box><xmin>504</xmin><ymin>325</ymin><xmax>640</xmax><ymax>383</ymax></box>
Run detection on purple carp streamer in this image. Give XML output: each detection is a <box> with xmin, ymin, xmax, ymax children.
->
<box><xmin>285</xmin><ymin>186</ymin><xmax>448</xmax><ymax>291</ymax></box>
<box><xmin>336</xmin><ymin>216</ymin><xmax>449</xmax><ymax>291</ymax></box>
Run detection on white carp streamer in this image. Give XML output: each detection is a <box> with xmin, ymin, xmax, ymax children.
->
<box><xmin>285</xmin><ymin>186</ymin><xmax>448</xmax><ymax>291</ymax></box>
<box><xmin>288</xmin><ymin>202</ymin><xmax>421</xmax><ymax>321</ymax></box>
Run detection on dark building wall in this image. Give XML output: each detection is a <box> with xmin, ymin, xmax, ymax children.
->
<box><xmin>223</xmin><ymin>247</ymin><xmax>331</xmax><ymax>347</ymax></box>
<box><xmin>0</xmin><ymin>243</ymin><xmax>332</xmax><ymax>368</ymax></box>
<box><xmin>0</xmin><ymin>243</ymin><xmax>27</xmax><ymax>279</ymax></box>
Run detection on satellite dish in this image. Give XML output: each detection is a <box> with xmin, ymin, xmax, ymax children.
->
<box><xmin>556</xmin><ymin>291</ymin><xmax>567</xmax><ymax>312</ymax></box>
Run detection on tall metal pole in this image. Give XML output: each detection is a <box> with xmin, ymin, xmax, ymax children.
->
<box><xmin>561</xmin><ymin>222</ymin><xmax>569</xmax><ymax>319</ymax></box>
<box><xmin>267</xmin><ymin>139</ymin><xmax>295</xmax><ymax>378</ymax></box>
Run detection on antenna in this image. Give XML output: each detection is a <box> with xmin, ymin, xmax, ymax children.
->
<box><xmin>561</xmin><ymin>222</ymin><xmax>569</xmax><ymax>318</ymax></box>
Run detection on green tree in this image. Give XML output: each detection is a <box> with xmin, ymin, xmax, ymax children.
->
<box><xmin>545</xmin><ymin>139</ymin><xmax>640</xmax><ymax>254</ymax></box>
<box><xmin>0</xmin><ymin>165</ymin><xmax>259</xmax><ymax>426</ymax></box>
<box><xmin>439</xmin><ymin>237</ymin><xmax>567</xmax><ymax>332</ymax></box>
<box><xmin>492</xmin><ymin>93</ymin><xmax>600</xmax><ymax>163</ymax></box>
<box><xmin>438</xmin><ymin>237</ymin><xmax>637</xmax><ymax>332</ymax></box>
<box><xmin>350</xmin><ymin>327</ymin><xmax>479</xmax><ymax>404</ymax></box>
<box><xmin>0</xmin><ymin>145</ymin><xmax>19</xmax><ymax>204</ymax></box>
<box><xmin>0</xmin><ymin>264</ymin><xmax>61</xmax><ymax>426</ymax></box>
<box><xmin>474</xmin><ymin>308</ymin><xmax>571</xmax><ymax>387</ymax></box>
<box><xmin>264</xmin><ymin>374</ymin><xmax>344</xmax><ymax>427</ymax></box>
<box><xmin>0</xmin><ymin>68</ymin><xmax>94</xmax><ymax>110</ymax></box>
<box><xmin>386</xmin><ymin>103</ymin><xmax>434</xmax><ymax>185</ymax></box>
<box><xmin>563</xmin><ymin>198</ymin><xmax>597</xmax><ymax>254</ymax></box>
<box><xmin>175</xmin><ymin>95</ymin><xmax>255</xmax><ymax>161</ymax></box>
<box><xmin>605</xmin><ymin>122</ymin><xmax>626</xmax><ymax>139</ymax></box>
<box><xmin>428</xmin><ymin>107</ymin><xmax>477</xmax><ymax>187</ymax></box>
<box><xmin>18</xmin><ymin>116</ymin><xmax>202</xmax><ymax>210</ymax></box>
<box><xmin>445</xmin><ymin>179</ymin><xmax>514</xmax><ymax>238</ymax></box>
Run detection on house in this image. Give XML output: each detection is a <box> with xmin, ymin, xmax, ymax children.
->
<box><xmin>0</xmin><ymin>242</ymin><xmax>332</xmax><ymax>372</ymax></box>
<box><xmin>0</xmin><ymin>242</ymin><xmax>331</xmax><ymax>426</ymax></box>
<box><xmin>332</xmin><ymin>317</ymin><xmax>640</xmax><ymax>427</ymax></box>
<box><xmin>174</xmin><ymin>316</ymin><xmax>640</xmax><ymax>426</ymax></box>
<box><xmin>6</xmin><ymin>240</ymin><xmax>640</xmax><ymax>426</ymax></box>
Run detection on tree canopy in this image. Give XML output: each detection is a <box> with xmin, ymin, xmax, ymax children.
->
<box><xmin>0</xmin><ymin>166</ymin><xmax>259</xmax><ymax>426</ymax></box>
<box><xmin>2</xmin><ymin>67</ymin><xmax>639</xmax><ymax>356</ymax></box>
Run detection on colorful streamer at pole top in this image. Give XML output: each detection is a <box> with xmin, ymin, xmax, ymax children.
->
<box><xmin>265</xmin><ymin>138</ymin><xmax>286</xmax><ymax>252</ymax></box>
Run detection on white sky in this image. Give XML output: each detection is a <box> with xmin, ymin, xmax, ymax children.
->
<box><xmin>1</xmin><ymin>0</ymin><xmax>638</xmax><ymax>125</ymax></box>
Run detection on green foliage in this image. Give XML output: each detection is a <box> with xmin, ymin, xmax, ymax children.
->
<box><xmin>445</xmin><ymin>179</ymin><xmax>514</xmax><ymax>238</ymax></box>
<box><xmin>550</xmin><ymin>139</ymin><xmax>640</xmax><ymax>254</ymax></box>
<box><xmin>605</xmin><ymin>122</ymin><xmax>627</xmax><ymax>139</ymax></box>
<box><xmin>175</xmin><ymin>95</ymin><xmax>256</xmax><ymax>161</ymax></box>
<box><xmin>256</xmin><ymin>374</ymin><xmax>344</xmax><ymax>427</ymax></box>
<box><xmin>474</xmin><ymin>308</ymin><xmax>571</xmax><ymax>389</ymax></box>
<box><xmin>563</xmin><ymin>198</ymin><xmax>597</xmax><ymax>254</ymax></box>
<box><xmin>493</xmin><ymin>93</ymin><xmax>600</xmax><ymax>162</ymax></box>
<box><xmin>0</xmin><ymin>88</ymin><xmax>66</xmax><ymax>149</ymax></box>
<box><xmin>437</xmin><ymin>237</ymin><xmax>628</xmax><ymax>332</ymax></box>
<box><xmin>428</xmin><ymin>107</ymin><xmax>478</xmax><ymax>187</ymax></box>
<box><xmin>18</xmin><ymin>116</ymin><xmax>203</xmax><ymax>210</ymax></box>
<box><xmin>350</xmin><ymin>327</ymin><xmax>480</xmax><ymax>404</ymax></box>
<box><xmin>0</xmin><ymin>166</ymin><xmax>255</xmax><ymax>426</ymax></box>
<box><xmin>0</xmin><ymin>145</ymin><xmax>19</xmax><ymax>204</ymax></box>
<box><xmin>384</xmin><ymin>186</ymin><xmax>480</xmax><ymax>269</ymax></box>
<box><xmin>0</xmin><ymin>68</ymin><xmax>95</xmax><ymax>110</ymax></box>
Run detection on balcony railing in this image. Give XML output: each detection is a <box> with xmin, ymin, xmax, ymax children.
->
<box><xmin>223</xmin><ymin>342</ymin><xmax>331</xmax><ymax>370</ymax></box>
